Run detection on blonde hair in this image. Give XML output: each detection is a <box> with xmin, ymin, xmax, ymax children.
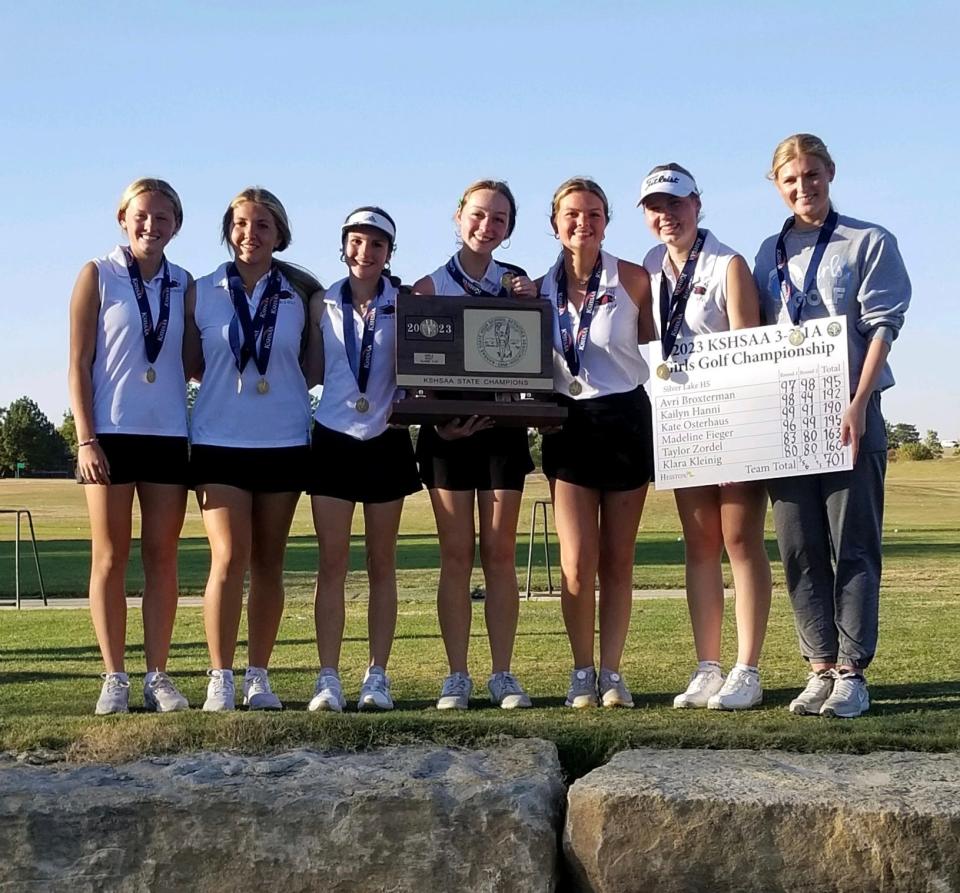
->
<box><xmin>550</xmin><ymin>177</ymin><xmax>610</xmax><ymax>231</ymax></box>
<box><xmin>769</xmin><ymin>133</ymin><xmax>835</xmax><ymax>181</ymax></box>
<box><xmin>221</xmin><ymin>187</ymin><xmax>292</xmax><ymax>252</ymax></box>
<box><xmin>457</xmin><ymin>179</ymin><xmax>518</xmax><ymax>236</ymax></box>
<box><xmin>117</xmin><ymin>178</ymin><xmax>183</xmax><ymax>232</ymax></box>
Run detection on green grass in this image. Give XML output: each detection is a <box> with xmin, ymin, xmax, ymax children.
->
<box><xmin>0</xmin><ymin>457</ymin><xmax>958</xmax><ymax>775</ymax></box>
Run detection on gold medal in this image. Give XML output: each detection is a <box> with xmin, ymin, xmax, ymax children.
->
<box><xmin>788</xmin><ymin>328</ymin><xmax>806</xmax><ymax>346</ymax></box>
<box><xmin>500</xmin><ymin>272</ymin><xmax>516</xmax><ymax>293</ymax></box>
<box><xmin>145</xmin><ymin>366</ymin><xmax>156</xmax><ymax>384</ymax></box>
<box><xmin>356</xmin><ymin>396</ymin><xmax>370</xmax><ymax>414</ymax></box>
<box><xmin>656</xmin><ymin>363</ymin><xmax>671</xmax><ymax>381</ymax></box>
<box><xmin>568</xmin><ymin>380</ymin><xmax>583</xmax><ymax>396</ymax></box>
<box><xmin>256</xmin><ymin>377</ymin><xmax>270</xmax><ymax>395</ymax></box>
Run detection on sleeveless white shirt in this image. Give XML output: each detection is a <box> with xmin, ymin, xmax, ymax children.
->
<box><xmin>191</xmin><ymin>262</ymin><xmax>310</xmax><ymax>448</ymax></box>
<box><xmin>314</xmin><ymin>277</ymin><xmax>400</xmax><ymax>440</ymax></box>
<box><xmin>90</xmin><ymin>246</ymin><xmax>189</xmax><ymax>436</ymax></box>
<box><xmin>643</xmin><ymin>230</ymin><xmax>736</xmax><ymax>338</ymax></box>
<box><xmin>540</xmin><ymin>250</ymin><xmax>648</xmax><ymax>399</ymax></box>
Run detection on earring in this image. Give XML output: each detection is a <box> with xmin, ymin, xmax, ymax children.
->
<box><xmin>501</xmin><ymin>238</ymin><xmax>511</xmax><ymax>250</ymax></box>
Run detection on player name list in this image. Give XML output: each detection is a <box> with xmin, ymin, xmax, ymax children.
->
<box><xmin>651</xmin><ymin>320</ymin><xmax>853</xmax><ymax>489</ymax></box>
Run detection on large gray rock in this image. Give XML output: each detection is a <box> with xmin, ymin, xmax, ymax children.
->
<box><xmin>565</xmin><ymin>748</ymin><xmax>960</xmax><ymax>893</ymax></box>
<box><xmin>0</xmin><ymin>741</ymin><xmax>564</xmax><ymax>892</ymax></box>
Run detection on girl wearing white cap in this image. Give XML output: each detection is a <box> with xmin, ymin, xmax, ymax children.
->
<box><xmin>755</xmin><ymin>134</ymin><xmax>910</xmax><ymax>719</ymax></box>
<box><xmin>303</xmin><ymin>207</ymin><xmax>420</xmax><ymax>713</ymax></box>
<box><xmin>184</xmin><ymin>187</ymin><xmax>321</xmax><ymax>712</ymax></box>
<box><xmin>538</xmin><ymin>177</ymin><xmax>656</xmax><ymax>709</ymax></box>
<box><xmin>640</xmin><ymin>163</ymin><xmax>772</xmax><ymax>711</ymax></box>
<box><xmin>69</xmin><ymin>178</ymin><xmax>191</xmax><ymax>715</ymax></box>
<box><xmin>413</xmin><ymin>179</ymin><xmax>538</xmax><ymax>711</ymax></box>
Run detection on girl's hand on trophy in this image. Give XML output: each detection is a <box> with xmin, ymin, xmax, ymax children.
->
<box><xmin>435</xmin><ymin>415</ymin><xmax>494</xmax><ymax>440</ymax></box>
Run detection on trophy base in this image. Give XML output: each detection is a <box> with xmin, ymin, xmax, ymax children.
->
<box><xmin>389</xmin><ymin>398</ymin><xmax>568</xmax><ymax>428</ymax></box>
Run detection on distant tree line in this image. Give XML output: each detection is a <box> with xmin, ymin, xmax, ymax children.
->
<box><xmin>885</xmin><ymin>423</ymin><xmax>951</xmax><ymax>461</ymax></box>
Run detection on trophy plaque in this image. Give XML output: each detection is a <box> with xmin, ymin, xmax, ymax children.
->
<box><xmin>389</xmin><ymin>293</ymin><xmax>568</xmax><ymax>427</ymax></box>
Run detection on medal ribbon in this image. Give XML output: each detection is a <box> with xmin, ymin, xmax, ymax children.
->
<box><xmin>658</xmin><ymin>228</ymin><xmax>707</xmax><ymax>361</ymax></box>
<box><xmin>226</xmin><ymin>264</ymin><xmax>283</xmax><ymax>376</ymax></box>
<box><xmin>121</xmin><ymin>247</ymin><xmax>172</xmax><ymax>365</ymax></box>
<box><xmin>555</xmin><ymin>252</ymin><xmax>604</xmax><ymax>378</ymax></box>
<box><xmin>775</xmin><ymin>209</ymin><xmax>839</xmax><ymax>325</ymax></box>
<box><xmin>444</xmin><ymin>255</ymin><xmax>510</xmax><ymax>297</ymax></box>
<box><xmin>341</xmin><ymin>276</ymin><xmax>386</xmax><ymax>395</ymax></box>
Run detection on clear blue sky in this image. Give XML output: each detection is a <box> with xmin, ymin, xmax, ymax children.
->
<box><xmin>2</xmin><ymin>1</ymin><xmax>957</xmax><ymax>438</ymax></box>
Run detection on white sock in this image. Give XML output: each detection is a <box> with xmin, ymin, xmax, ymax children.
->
<box><xmin>733</xmin><ymin>662</ymin><xmax>759</xmax><ymax>675</ymax></box>
<box><xmin>698</xmin><ymin>661</ymin><xmax>722</xmax><ymax>673</ymax></box>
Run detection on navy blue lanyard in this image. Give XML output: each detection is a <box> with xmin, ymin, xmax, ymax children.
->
<box><xmin>775</xmin><ymin>209</ymin><xmax>838</xmax><ymax>325</ymax></box>
<box><xmin>658</xmin><ymin>228</ymin><xmax>707</xmax><ymax>361</ymax></box>
<box><xmin>341</xmin><ymin>276</ymin><xmax>385</xmax><ymax>394</ymax></box>
<box><xmin>555</xmin><ymin>253</ymin><xmax>603</xmax><ymax>378</ymax></box>
<box><xmin>444</xmin><ymin>256</ymin><xmax>509</xmax><ymax>297</ymax></box>
<box><xmin>121</xmin><ymin>248</ymin><xmax>172</xmax><ymax>364</ymax></box>
<box><xmin>226</xmin><ymin>264</ymin><xmax>283</xmax><ymax>375</ymax></box>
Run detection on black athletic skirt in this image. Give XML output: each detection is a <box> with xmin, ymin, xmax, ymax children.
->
<box><xmin>307</xmin><ymin>422</ymin><xmax>421</xmax><ymax>504</ymax></box>
<box><xmin>541</xmin><ymin>386</ymin><xmax>654</xmax><ymax>491</ymax></box>
<box><xmin>416</xmin><ymin>424</ymin><xmax>533</xmax><ymax>492</ymax></box>
<box><xmin>78</xmin><ymin>434</ymin><xmax>189</xmax><ymax>486</ymax></box>
<box><xmin>189</xmin><ymin>444</ymin><xmax>310</xmax><ymax>493</ymax></box>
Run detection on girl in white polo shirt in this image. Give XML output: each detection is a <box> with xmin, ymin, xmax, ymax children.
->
<box><xmin>69</xmin><ymin>177</ymin><xmax>192</xmax><ymax>716</ymax></box>
<box><xmin>303</xmin><ymin>207</ymin><xmax>420</xmax><ymax>713</ymax></box>
<box><xmin>640</xmin><ymin>163</ymin><xmax>772</xmax><ymax>711</ymax></box>
<box><xmin>413</xmin><ymin>179</ymin><xmax>539</xmax><ymax>711</ymax></box>
<box><xmin>538</xmin><ymin>177</ymin><xmax>656</xmax><ymax>710</ymax></box>
<box><xmin>184</xmin><ymin>187</ymin><xmax>321</xmax><ymax>713</ymax></box>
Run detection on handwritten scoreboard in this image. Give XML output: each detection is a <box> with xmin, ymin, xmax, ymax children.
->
<box><xmin>650</xmin><ymin>320</ymin><xmax>853</xmax><ymax>489</ymax></box>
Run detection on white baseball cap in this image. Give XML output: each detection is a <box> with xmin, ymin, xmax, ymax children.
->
<box><xmin>637</xmin><ymin>170</ymin><xmax>699</xmax><ymax>205</ymax></box>
<box><xmin>341</xmin><ymin>208</ymin><xmax>396</xmax><ymax>241</ymax></box>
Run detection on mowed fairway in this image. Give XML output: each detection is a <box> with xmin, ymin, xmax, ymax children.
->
<box><xmin>1</xmin><ymin>458</ymin><xmax>958</xmax><ymax>772</ymax></box>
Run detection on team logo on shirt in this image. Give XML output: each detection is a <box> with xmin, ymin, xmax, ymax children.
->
<box><xmin>477</xmin><ymin>317</ymin><xmax>528</xmax><ymax>368</ymax></box>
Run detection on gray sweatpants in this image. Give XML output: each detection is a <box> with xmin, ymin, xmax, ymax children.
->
<box><xmin>767</xmin><ymin>392</ymin><xmax>887</xmax><ymax>670</ymax></box>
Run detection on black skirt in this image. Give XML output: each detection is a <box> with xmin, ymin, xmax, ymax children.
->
<box><xmin>189</xmin><ymin>443</ymin><xmax>310</xmax><ymax>493</ymax></box>
<box><xmin>416</xmin><ymin>424</ymin><xmax>533</xmax><ymax>492</ymax></box>
<box><xmin>308</xmin><ymin>423</ymin><xmax>421</xmax><ymax>504</ymax></box>
<box><xmin>79</xmin><ymin>433</ymin><xmax>189</xmax><ymax>486</ymax></box>
<box><xmin>541</xmin><ymin>386</ymin><xmax>654</xmax><ymax>491</ymax></box>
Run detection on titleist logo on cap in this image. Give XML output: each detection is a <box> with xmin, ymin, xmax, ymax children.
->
<box><xmin>645</xmin><ymin>174</ymin><xmax>680</xmax><ymax>187</ymax></box>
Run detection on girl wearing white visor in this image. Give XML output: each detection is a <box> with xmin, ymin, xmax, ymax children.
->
<box><xmin>304</xmin><ymin>207</ymin><xmax>420</xmax><ymax>713</ymax></box>
<box><xmin>640</xmin><ymin>164</ymin><xmax>772</xmax><ymax>710</ymax></box>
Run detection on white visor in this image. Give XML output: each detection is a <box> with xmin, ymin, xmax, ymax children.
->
<box><xmin>638</xmin><ymin>170</ymin><xmax>699</xmax><ymax>205</ymax></box>
<box><xmin>341</xmin><ymin>209</ymin><xmax>396</xmax><ymax>241</ymax></box>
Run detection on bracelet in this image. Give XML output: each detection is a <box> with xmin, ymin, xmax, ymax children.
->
<box><xmin>78</xmin><ymin>438</ymin><xmax>99</xmax><ymax>448</ymax></box>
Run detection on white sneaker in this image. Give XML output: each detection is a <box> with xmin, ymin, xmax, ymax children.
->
<box><xmin>820</xmin><ymin>671</ymin><xmax>870</xmax><ymax>719</ymax></box>
<box><xmin>488</xmin><ymin>671</ymin><xmax>532</xmax><ymax>709</ymax></box>
<box><xmin>143</xmin><ymin>671</ymin><xmax>189</xmax><ymax>713</ymax></box>
<box><xmin>358</xmin><ymin>666</ymin><xmax>394</xmax><ymax>711</ymax></box>
<box><xmin>308</xmin><ymin>671</ymin><xmax>346</xmax><ymax>713</ymax></box>
<box><xmin>243</xmin><ymin>667</ymin><xmax>283</xmax><ymax>710</ymax></box>
<box><xmin>202</xmin><ymin>669</ymin><xmax>235</xmax><ymax>712</ymax></box>
<box><xmin>437</xmin><ymin>672</ymin><xmax>473</xmax><ymax>710</ymax></box>
<box><xmin>565</xmin><ymin>667</ymin><xmax>598</xmax><ymax>708</ymax></box>
<box><xmin>708</xmin><ymin>666</ymin><xmax>762</xmax><ymax>710</ymax></box>
<box><xmin>788</xmin><ymin>669</ymin><xmax>837</xmax><ymax>716</ymax></box>
<box><xmin>673</xmin><ymin>666</ymin><xmax>725</xmax><ymax>709</ymax></box>
<box><xmin>95</xmin><ymin>673</ymin><xmax>130</xmax><ymax>715</ymax></box>
<box><xmin>599</xmin><ymin>668</ymin><xmax>634</xmax><ymax>708</ymax></box>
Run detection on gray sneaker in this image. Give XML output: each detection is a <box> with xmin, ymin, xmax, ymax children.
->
<box><xmin>143</xmin><ymin>671</ymin><xmax>189</xmax><ymax>713</ymax></box>
<box><xmin>788</xmin><ymin>669</ymin><xmax>837</xmax><ymax>715</ymax></box>
<box><xmin>437</xmin><ymin>672</ymin><xmax>473</xmax><ymax>710</ymax></box>
<box><xmin>95</xmin><ymin>673</ymin><xmax>130</xmax><ymax>715</ymax></box>
<box><xmin>565</xmin><ymin>667</ymin><xmax>599</xmax><ymax>708</ymax></box>
<box><xmin>358</xmin><ymin>666</ymin><xmax>394</xmax><ymax>711</ymax></box>
<box><xmin>202</xmin><ymin>669</ymin><xmax>235</xmax><ymax>712</ymax></box>
<box><xmin>820</xmin><ymin>671</ymin><xmax>870</xmax><ymax>718</ymax></box>
<box><xmin>243</xmin><ymin>667</ymin><xmax>283</xmax><ymax>711</ymax></box>
<box><xmin>599</xmin><ymin>668</ymin><xmax>634</xmax><ymax>708</ymax></box>
<box><xmin>488</xmin><ymin>671</ymin><xmax>532</xmax><ymax>709</ymax></box>
<box><xmin>308</xmin><ymin>671</ymin><xmax>346</xmax><ymax>713</ymax></box>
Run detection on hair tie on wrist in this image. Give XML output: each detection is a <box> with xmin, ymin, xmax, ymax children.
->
<box><xmin>79</xmin><ymin>437</ymin><xmax>99</xmax><ymax>447</ymax></box>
